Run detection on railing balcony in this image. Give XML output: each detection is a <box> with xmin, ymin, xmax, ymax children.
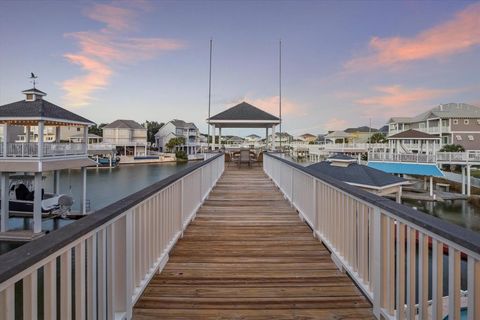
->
<box><xmin>0</xmin><ymin>142</ymin><xmax>87</xmax><ymax>158</ymax></box>
<box><xmin>368</xmin><ymin>152</ymin><xmax>436</xmax><ymax>163</ymax></box>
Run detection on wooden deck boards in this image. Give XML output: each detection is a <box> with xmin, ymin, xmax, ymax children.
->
<box><xmin>133</xmin><ymin>166</ymin><xmax>374</xmax><ymax>319</ymax></box>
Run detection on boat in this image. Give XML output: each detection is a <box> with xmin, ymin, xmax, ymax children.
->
<box><xmin>1</xmin><ymin>175</ymin><xmax>74</xmax><ymax>218</ymax></box>
<box><xmin>95</xmin><ymin>156</ymin><xmax>120</xmax><ymax>167</ymax></box>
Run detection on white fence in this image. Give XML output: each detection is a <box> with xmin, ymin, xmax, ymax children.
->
<box><xmin>0</xmin><ymin>153</ymin><xmax>224</xmax><ymax>319</ymax></box>
<box><xmin>369</xmin><ymin>151</ymin><xmax>480</xmax><ymax>165</ymax></box>
<box><xmin>264</xmin><ymin>153</ymin><xmax>480</xmax><ymax>320</ymax></box>
<box><xmin>3</xmin><ymin>142</ymin><xmax>87</xmax><ymax>158</ymax></box>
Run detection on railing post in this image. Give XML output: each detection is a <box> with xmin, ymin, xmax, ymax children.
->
<box><xmin>312</xmin><ymin>177</ymin><xmax>317</xmax><ymax>234</ymax></box>
<box><xmin>372</xmin><ymin>207</ymin><xmax>382</xmax><ymax>317</ymax></box>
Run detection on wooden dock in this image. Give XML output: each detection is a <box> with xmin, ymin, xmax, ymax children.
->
<box><xmin>133</xmin><ymin>166</ymin><xmax>374</xmax><ymax>319</ymax></box>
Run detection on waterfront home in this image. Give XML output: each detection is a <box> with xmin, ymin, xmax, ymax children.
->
<box><xmin>325</xmin><ymin>130</ymin><xmax>350</xmax><ymax>144</ymax></box>
<box><xmin>222</xmin><ymin>135</ymin><xmax>244</xmax><ymax>146</ymax></box>
<box><xmin>244</xmin><ymin>134</ymin><xmax>261</xmax><ymax>143</ymax></box>
<box><xmin>386</xmin><ymin>129</ymin><xmax>440</xmax><ymax>155</ymax></box>
<box><xmin>296</xmin><ymin>133</ymin><xmax>317</xmax><ymax>143</ymax></box>
<box><xmin>69</xmin><ymin>133</ymin><xmax>102</xmax><ymax>144</ymax></box>
<box><xmin>0</xmin><ymin>86</ymin><xmax>95</xmax><ymax>236</ymax></box>
<box><xmin>388</xmin><ymin>103</ymin><xmax>480</xmax><ymax>151</ymax></box>
<box><xmin>308</xmin><ymin>154</ymin><xmax>408</xmax><ymax>202</ymax></box>
<box><xmin>155</xmin><ymin>119</ymin><xmax>201</xmax><ymax>155</ymax></box>
<box><xmin>102</xmin><ymin>119</ymin><xmax>147</xmax><ymax>156</ymax></box>
<box><xmin>344</xmin><ymin>126</ymin><xmax>378</xmax><ymax>143</ymax></box>
<box><xmin>273</xmin><ymin>132</ymin><xmax>293</xmax><ymax>145</ymax></box>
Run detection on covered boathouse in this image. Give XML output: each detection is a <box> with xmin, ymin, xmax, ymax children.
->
<box><xmin>0</xmin><ymin>86</ymin><xmax>95</xmax><ymax>238</ymax></box>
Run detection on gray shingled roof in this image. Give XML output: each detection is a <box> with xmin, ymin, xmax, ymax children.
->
<box><xmin>344</xmin><ymin>126</ymin><xmax>378</xmax><ymax>133</ymax></box>
<box><xmin>0</xmin><ymin>99</ymin><xmax>94</xmax><ymax>124</ymax></box>
<box><xmin>388</xmin><ymin>129</ymin><xmax>440</xmax><ymax>139</ymax></box>
<box><xmin>170</xmin><ymin>119</ymin><xmax>198</xmax><ymax>129</ymax></box>
<box><xmin>208</xmin><ymin>102</ymin><xmax>280</xmax><ymax>121</ymax></box>
<box><xmin>308</xmin><ymin>161</ymin><xmax>407</xmax><ymax>188</ymax></box>
<box><xmin>388</xmin><ymin>103</ymin><xmax>480</xmax><ymax>123</ymax></box>
<box><xmin>103</xmin><ymin>119</ymin><xmax>145</xmax><ymax>129</ymax></box>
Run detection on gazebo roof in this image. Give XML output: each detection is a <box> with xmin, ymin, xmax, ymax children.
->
<box><xmin>208</xmin><ymin>102</ymin><xmax>280</xmax><ymax>128</ymax></box>
<box><xmin>0</xmin><ymin>98</ymin><xmax>94</xmax><ymax>125</ymax></box>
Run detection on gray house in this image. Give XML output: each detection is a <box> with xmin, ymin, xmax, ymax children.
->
<box><xmin>155</xmin><ymin>119</ymin><xmax>201</xmax><ymax>155</ymax></box>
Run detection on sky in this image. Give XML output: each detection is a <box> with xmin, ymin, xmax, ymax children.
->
<box><xmin>0</xmin><ymin>0</ymin><xmax>479</xmax><ymax>137</ymax></box>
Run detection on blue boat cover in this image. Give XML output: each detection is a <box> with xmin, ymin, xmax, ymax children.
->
<box><xmin>367</xmin><ymin>162</ymin><xmax>444</xmax><ymax>177</ymax></box>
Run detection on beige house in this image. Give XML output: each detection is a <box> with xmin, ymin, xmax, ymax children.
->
<box><xmin>102</xmin><ymin>120</ymin><xmax>147</xmax><ymax>156</ymax></box>
<box><xmin>387</xmin><ymin>103</ymin><xmax>480</xmax><ymax>151</ymax></box>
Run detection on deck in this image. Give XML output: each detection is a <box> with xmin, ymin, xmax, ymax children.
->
<box><xmin>133</xmin><ymin>165</ymin><xmax>374</xmax><ymax>319</ymax></box>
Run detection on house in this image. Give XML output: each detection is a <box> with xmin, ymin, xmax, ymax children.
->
<box><xmin>387</xmin><ymin>103</ymin><xmax>480</xmax><ymax>151</ymax></box>
<box><xmin>245</xmin><ymin>134</ymin><xmax>262</xmax><ymax>143</ymax></box>
<box><xmin>102</xmin><ymin>120</ymin><xmax>147</xmax><ymax>156</ymax></box>
<box><xmin>222</xmin><ymin>135</ymin><xmax>244</xmax><ymax>145</ymax></box>
<box><xmin>69</xmin><ymin>133</ymin><xmax>102</xmax><ymax>144</ymax></box>
<box><xmin>344</xmin><ymin>126</ymin><xmax>378</xmax><ymax>143</ymax></box>
<box><xmin>273</xmin><ymin>132</ymin><xmax>293</xmax><ymax>144</ymax></box>
<box><xmin>155</xmin><ymin>119</ymin><xmax>201</xmax><ymax>155</ymax></box>
<box><xmin>296</xmin><ymin>133</ymin><xmax>317</xmax><ymax>143</ymax></box>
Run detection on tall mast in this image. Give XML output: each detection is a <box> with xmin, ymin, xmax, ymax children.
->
<box><xmin>279</xmin><ymin>40</ymin><xmax>282</xmax><ymax>150</ymax></box>
<box><xmin>208</xmin><ymin>39</ymin><xmax>213</xmax><ymax>150</ymax></box>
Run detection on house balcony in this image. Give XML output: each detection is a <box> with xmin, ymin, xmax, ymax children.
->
<box><xmin>0</xmin><ymin>142</ymin><xmax>87</xmax><ymax>158</ymax></box>
<box><xmin>389</xmin><ymin>126</ymin><xmax>450</xmax><ymax>136</ymax></box>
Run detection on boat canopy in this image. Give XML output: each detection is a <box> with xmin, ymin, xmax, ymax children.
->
<box><xmin>367</xmin><ymin>162</ymin><xmax>444</xmax><ymax>177</ymax></box>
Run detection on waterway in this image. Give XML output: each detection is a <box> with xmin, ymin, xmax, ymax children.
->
<box><xmin>0</xmin><ymin>161</ymin><xmax>193</xmax><ymax>255</ymax></box>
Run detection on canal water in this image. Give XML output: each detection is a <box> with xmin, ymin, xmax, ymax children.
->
<box><xmin>0</xmin><ymin>161</ymin><xmax>193</xmax><ymax>255</ymax></box>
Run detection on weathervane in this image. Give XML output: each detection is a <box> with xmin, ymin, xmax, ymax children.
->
<box><xmin>29</xmin><ymin>72</ymin><xmax>38</xmax><ymax>88</ymax></box>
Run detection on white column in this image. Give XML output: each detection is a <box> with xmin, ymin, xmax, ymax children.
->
<box><xmin>2</xmin><ymin>123</ymin><xmax>7</xmax><ymax>157</ymax></box>
<box><xmin>271</xmin><ymin>125</ymin><xmax>276</xmax><ymax>151</ymax></box>
<box><xmin>26</xmin><ymin>125</ymin><xmax>31</xmax><ymax>143</ymax></box>
<box><xmin>55</xmin><ymin>126</ymin><xmax>61</xmax><ymax>143</ymax></box>
<box><xmin>1</xmin><ymin>172</ymin><xmax>9</xmax><ymax>232</ymax></box>
<box><xmin>38</xmin><ymin>121</ymin><xmax>44</xmax><ymax>158</ymax></box>
<box><xmin>462</xmin><ymin>166</ymin><xmax>466</xmax><ymax>195</ymax></box>
<box><xmin>212</xmin><ymin>125</ymin><xmax>216</xmax><ymax>150</ymax></box>
<box><xmin>429</xmin><ymin>176</ymin><xmax>433</xmax><ymax>197</ymax></box>
<box><xmin>265</xmin><ymin>127</ymin><xmax>269</xmax><ymax>150</ymax></box>
<box><xmin>134</xmin><ymin>144</ymin><xmax>137</xmax><ymax>157</ymax></box>
<box><xmin>467</xmin><ymin>165</ymin><xmax>471</xmax><ymax>197</ymax></box>
<box><xmin>53</xmin><ymin>170</ymin><xmax>60</xmax><ymax>194</ymax></box>
<box><xmin>396</xmin><ymin>186</ymin><xmax>402</xmax><ymax>203</ymax></box>
<box><xmin>81</xmin><ymin>167</ymin><xmax>87</xmax><ymax>214</ymax></box>
<box><xmin>219</xmin><ymin>128</ymin><xmax>222</xmax><ymax>149</ymax></box>
<box><xmin>83</xmin><ymin>126</ymin><xmax>88</xmax><ymax>154</ymax></box>
<box><xmin>33</xmin><ymin>172</ymin><xmax>42</xmax><ymax>233</ymax></box>
<box><xmin>426</xmin><ymin>140</ymin><xmax>429</xmax><ymax>154</ymax></box>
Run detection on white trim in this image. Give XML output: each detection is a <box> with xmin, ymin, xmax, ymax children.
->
<box><xmin>0</xmin><ymin>117</ymin><xmax>93</xmax><ymax>126</ymax></box>
<box><xmin>207</xmin><ymin>119</ymin><xmax>280</xmax><ymax>124</ymax></box>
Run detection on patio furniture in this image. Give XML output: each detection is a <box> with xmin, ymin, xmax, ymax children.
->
<box><xmin>238</xmin><ymin>149</ymin><xmax>252</xmax><ymax>167</ymax></box>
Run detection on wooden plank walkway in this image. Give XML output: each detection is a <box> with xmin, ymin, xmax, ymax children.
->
<box><xmin>134</xmin><ymin>166</ymin><xmax>374</xmax><ymax>319</ymax></box>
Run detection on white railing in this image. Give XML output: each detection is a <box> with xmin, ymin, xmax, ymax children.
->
<box><xmin>369</xmin><ymin>151</ymin><xmax>480</xmax><ymax>164</ymax></box>
<box><xmin>3</xmin><ymin>142</ymin><xmax>87</xmax><ymax>158</ymax></box>
<box><xmin>87</xmin><ymin>143</ymin><xmax>116</xmax><ymax>151</ymax></box>
<box><xmin>368</xmin><ymin>152</ymin><xmax>437</xmax><ymax>163</ymax></box>
<box><xmin>264</xmin><ymin>153</ymin><xmax>480</xmax><ymax>320</ymax></box>
<box><xmin>0</xmin><ymin>153</ymin><xmax>224</xmax><ymax>319</ymax></box>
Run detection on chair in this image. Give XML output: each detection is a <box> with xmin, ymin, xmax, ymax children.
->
<box><xmin>224</xmin><ymin>152</ymin><xmax>232</xmax><ymax>167</ymax></box>
<box><xmin>238</xmin><ymin>149</ymin><xmax>252</xmax><ymax>167</ymax></box>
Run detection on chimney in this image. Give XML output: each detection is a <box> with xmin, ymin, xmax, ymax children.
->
<box><xmin>22</xmin><ymin>88</ymin><xmax>46</xmax><ymax>102</ymax></box>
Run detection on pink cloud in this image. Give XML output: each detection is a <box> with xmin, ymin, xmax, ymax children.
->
<box><xmin>86</xmin><ymin>3</ymin><xmax>136</xmax><ymax>31</ymax></box>
<box><xmin>323</xmin><ymin>117</ymin><xmax>348</xmax><ymax>131</ymax></box>
<box><xmin>247</xmin><ymin>96</ymin><xmax>303</xmax><ymax>117</ymax></box>
<box><xmin>355</xmin><ymin>85</ymin><xmax>461</xmax><ymax>118</ymax></box>
<box><xmin>61</xmin><ymin>2</ymin><xmax>185</xmax><ymax>106</ymax></box>
<box><xmin>345</xmin><ymin>2</ymin><xmax>480</xmax><ymax>71</ymax></box>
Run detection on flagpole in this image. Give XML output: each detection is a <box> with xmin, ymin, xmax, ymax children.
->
<box><xmin>279</xmin><ymin>39</ymin><xmax>282</xmax><ymax>151</ymax></box>
<box><xmin>208</xmin><ymin>39</ymin><xmax>212</xmax><ymax>150</ymax></box>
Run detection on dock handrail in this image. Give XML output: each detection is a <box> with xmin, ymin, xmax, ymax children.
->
<box><xmin>264</xmin><ymin>152</ymin><xmax>480</xmax><ymax>320</ymax></box>
<box><xmin>0</xmin><ymin>153</ymin><xmax>224</xmax><ymax>319</ymax></box>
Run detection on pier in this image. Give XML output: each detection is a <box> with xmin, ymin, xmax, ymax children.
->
<box><xmin>0</xmin><ymin>153</ymin><xmax>479</xmax><ymax>320</ymax></box>
<box><xmin>134</xmin><ymin>166</ymin><xmax>373</xmax><ymax>319</ymax></box>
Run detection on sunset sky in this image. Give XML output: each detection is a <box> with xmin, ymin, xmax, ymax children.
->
<box><xmin>0</xmin><ymin>0</ymin><xmax>479</xmax><ymax>136</ymax></box>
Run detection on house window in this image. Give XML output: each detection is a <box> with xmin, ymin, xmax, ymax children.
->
<box><xmin>443</xmin><ymin>136</ymin><xmax>449</xmax><ymax>144</ymax></box>
<box><xmin>464</xmin><ymin>119</ymin><xmax>469</xmax><ymax>125</ymax></box>
<box><xmin>77</xmin><ymin>128</ymin><xmax>81</xmax><ymax>132</ymax></box>
<box><xmin>453</xmin><ymin>119</ymin><xmax>459</xmax><ymax>125</ymax></box>
<box><xmin>456</xmin><ymin>135</ymin><xmax>462</xmax><ymax>141</ymax></box>
<box><xmin>26</xmin><ymin>94</ymin><xmax>33</xmax><ymax>100</ymax></box>
<box><xmin>419</xmin><ymin>123</ymin><xmax>425</xmax><ymax>128</ymax></box>
<box><xmin>468</xmin><ymin>135</ymin><xmax>474</xmax><ymax>141</ymax></box>
<box><xmin>477</xmin><ymin>119</ymin><xmax>480</xmax><ymax>125</ymax></box>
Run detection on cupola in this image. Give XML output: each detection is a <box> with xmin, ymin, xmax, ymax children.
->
<box><xmin>22</xmin><ymin>87</ymin><xmax>47</xmax><ymax>102</ymax></box>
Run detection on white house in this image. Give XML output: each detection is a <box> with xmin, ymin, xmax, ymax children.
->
<box><xmin>102</xmin><ymin>120</ymin><xmax>147</xmax><ymax>156</ymax></box>
<box><xmin>155</xmin><ymin>119</ymin><xmax>201</xmax><ymax>155</ymax></box>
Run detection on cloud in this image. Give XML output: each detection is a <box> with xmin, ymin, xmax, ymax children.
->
<box><xmin>345</xmin><ymin>2</ymin><xmax>480</xmax><ymax>71</ymax></box>
<box><xmin>61</xmin><ymin>1</ymin><xmax>184</xmax><ymax>106</ymax></box>
<box><xmin>248</xmin><ymin>96</ymin><xmax>304</xmax><ymax>116</ymax></box>
<box><xmin>323</xmin><ymin>117</ymin><xmax>348</xmax><ymax>131</ymax></box>
<box><xmin>355</xmin><ymin>85</ymin><xmax>461</xmax><ymax>118</ymax></box>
